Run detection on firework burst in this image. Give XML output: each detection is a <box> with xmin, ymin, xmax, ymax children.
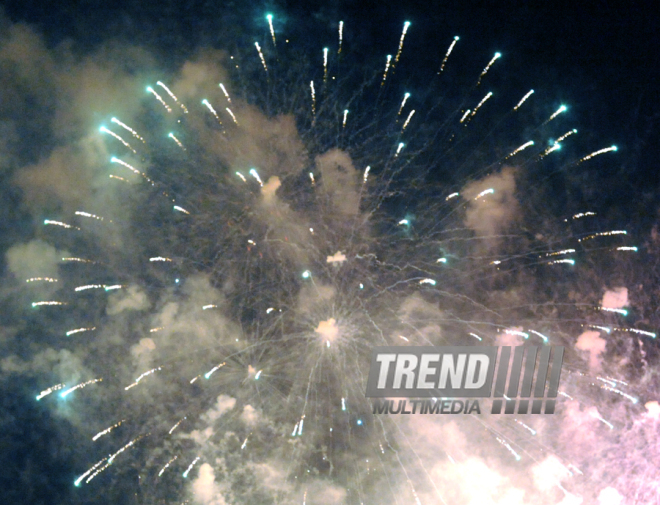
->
<box><xmin>7</xmin><ymin>13</ymin><xmax>659</xmax><ymax>505</ymax></box>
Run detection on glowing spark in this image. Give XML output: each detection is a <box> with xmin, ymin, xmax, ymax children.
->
<box><xmin>615</xmin><ymin>246</ymin><xmax>638</xmax><ymax>252</ymax></box>
<box><xmin>36</xmin><ymin>383</ymin><xmax>65</xmax><ymax>400</ymax></box>
<box><xmin>75</xmin><ymin>458</ymin><xmax>107</xmax><ymax>487</ymax></box>
<box><xmin>108</xmin><ymin>434</ymin><xmax>147</xmax><ymax>464</ymax></box>
<box><xmin>477</xmin><ymin>52</ymin><xmax>501</xmax><ymax>86</ymax></box>
<box><xmin>394</xmin><ymin>21</ymin><xmax>411</xmax><ymax>64</ymax></box>
<box><xmin>599</xmin><ymin>385</ymin><xmax>636</xmax><ymax>403</ymax></box>
<box><xmin>491</xmin><ymin>260</ymin><xmax>502</xmax><ymax>265</ymax></box>
<box><xmin>60</xmin><ymin>378</ymin><xmax>103</xmax><ymax>398</ymax></box>
<box><xmin>395</xmin><ymin>142</ymin><xmax>405</xmax><ymax>156</ymax></box>
<box><xmin>266</xmin><ymin>308</ymin><xmax>274</xmax><ymax>314</ymax></box>
<box><xmin>111</xmin><ymin>117</ymin><xmax>145</xmax><ymax>142</ymax></box>
<box><xmin>591</xmin><ymin>411</ymin><xmax>614</xmax><ymax>430</ymax></box>
<box><xmin>546</xmin><ymin>104</ymin><xmax>567</xmax><ymax>123</ymax></box>
<box><xmin>546</xmin><ymin>249</ymin><xmax>575</xmax><ymax>257</ymax></box>
<box><xmin>202</xmin><ymin>99</ymin><xmax>222</xmax><ymax>125</ymax></box>
<box><xmin>104</xmin><ymin>285</ymin><xmax>123</xmax><ymax>291</ymax></box>
<box><xmin>547</xmin><ymin>259</ymin><xmax>575</xmax><ymax>265</ymax></box>
<box><xmin>446</xmin><ymin>192</ymin><xmax>459</xmax><ymax>200</ymax></box>
<box><xmin>398</xmin><ymin>219</ymin><xmax>409</xmax><ymax>225</ymax></box>
<box><xmin>44</xmin><ymin>220</ymin><xmax>80</xmax><ymax>230</ymax></box>
<box><xmin>75</xmin><ymin>211</ymin><xmax>105</xmax><ymax>221</ymax></box>
<box><xmin>168</xmin><ymin>132</ymin><xmax>186</xmax><ymax>151</ymax></box>
<box><xmin>401</xmin><ymin>110</ymin><xmax>415</xmax><ymax>132</ymax></box>
<box><xmin>202</xmin><ymin>304</ymin><xmax>218</xmax><ymax>310</ymax></box>
<box><xmin>541</xmin><ymin>143</ymin><xmax>561</xmax><ymax>157</ymax></box>
<box><xmin>150</xmin><ymin>327</ymin><xmax>164</xmax><ymax>333</ymax></box>
<box><xmin>513</xmin><ymin>89</ymin><xmax>534</xmax><ymax>110</ymax></box>
<box><xmin>514</xmin><ymin>419</ymin><xmax>537</xmax><ymax>435</ymax></box>
<box><xmin>528</xmin><ymin>329</ymin><xmax>549</xmax><ymax>343</ymax></box>
<box><xmin>249</xmin><ymin>168</ymin><xmax>263</xmax><ymax>186</ymax></box>
<box><xmin>459</xmin><ymin>109</ymin><xmax>471</xmax><ymax>123</ymax></box>
<box><xmin>586</xmin><ymin>324</ymin><xmax>612</xmax><ymax>333</ymax></box>
<box><xmin>506</xmin><ymin>141</ymin><xmax>534</xmax><ymax>159</ymax></box>
<box><xmin>26</xmin><ymin>277</ymin><xmax>57</xmax><ymax>283</ymax></box>
<box><xmin>496</xmin><ymin>436</ymin><xmax>521</xmax><ymax>461</ymax></box>
<box><xmin>85</xmin><ymin>461</ymin><xmax>111</xmax><ymax>484</ymax></box>
<box><xmin>111</xmin><ymin>157</ymin><xmax>153</xmax><ymax>183</ymax></box>
<box><xmin>62</xmin><ymin>257</ymin><xmax>94</xmax><ymax>263</ymax></box>
<box><xmin>147</xmin><ymin>86</ymin><xmax>172</xmax><ymax>113</ymax></box>
<box><xmin>437</xmin><ymin>257</ymin><xmax>447</xmax><ymax>263</ymax></box>
<box><xmin>66</xmin><ymin>327</ymin><xmax>96</xmax><ymax>336</ymax></box>
<box><xmin>614</xmin><ymin>327</ymin><xmax>656</xmax><ymax>338</ymax></box>
<box><xmin>157</xmin><ymin>81</ymin><xmax>188</xmax><ymax>113</ymax></box>
<box><xmin>169</xmin><ymin>418</ymin><xmax>186</xmax><ymax>435</ymax></box>
<box><xmin>182</xmin><ymin>456</ymin><xmax>201</xmax><ymax>478</ymax></box>
<box><xmin>255</xmin><ymin>42</ymin><xmax>268</xmax><ymax>72</ymax></box>
<box><xmin>505</xmin><ymin>329</ymin><xmax>529</xmax><ymax>339</ymax></box>
<box><xmin>241</xmin><ymin>436</ymin><xmax>249</xmax><ymax>449</ymax></box>
<box><xmin>225</xmin><ymin>107</ymin><xmax>238</xmax><ymax>125</ymax></box>
<box><xmin>399</xmin><ymin>335</ymin><xmax>409</xmax><ymax>342</ymax></box>
<box><xmin>204</xmin><ymin>362</ymin><xmax>226</xmax><ymax>379</ymax></box>
<box><xmin>310</xmin><ymin>81</ymin><xmax>316</xmax><ymax>118</ymax></box>
<box><xmin>475</xmin><ymin>188</ymin><xmax>494</xmax><ymax>199</ymax></box>
<box><xmin>74</xmin><ymin>284</ymin><xmax>103</xmax><ymax>292</ymax></box>
<box><xmin>362</xmin><ymin>166</ymin><xmax>371</xmax><ymax>183</ymax></box>
<box><xmin>579</xmin><ymin>230</ymin><xmax>626</xmax><ymax>242</ymax></box>
<box><xmin>255</xmin><ymin>370</ymin><xmax>262</xmax><ymax>380</ymax></box>
<box><xmin>150</xmin><ymin>257</ymin><xmax>172</xmax><ymax>262</ymax></box>
<box><xmin>219</xmin><ymin>83</ymin><xmax>232</xmax><ymax>103</ymax></box>
<box><xmin>579</xmin><ymin>145</ymin><xmax>618</xmax><ymax>163</ymax></box>
<box><xmin>158</xmin><ymin>456</ymin><xmax>178</xmax><ymax>477</ymax></box>
<box><xmin>600</xmin><ymin>307</ymin><xmax>628</xmax><ymax>316</ymax></box>
<box><xmin>470</xmin><ymin>91</ymin><xmax>493</xmax><ymax>118</ymax></box>
<box><xmin>125</xmin><ymin>367</ymin><xmax>162</xmax><ymax>390</ymax></box>
<box><xmin>236</xmin><ymin>172</ymin><xmax>247</xmax><ymax>182</ymax></box>
<box><xmin>266</xmin><ymin>14</ymin><xmax>276</xmax><ymax>46</ymax></box>
<box><xmin>338</xmin><ymin>21</ymin><xmax>344</xmax><ymax>54</ymax></box>
<box><xmin>99</xmin><ymin>126</ymin><xmax>136</xmax><ymax>154</ymax></box>
<box><xmin>92</xmin><ymin>420</ymin><xmax>125</xmax><ymax>441</ymax></box>
<box><xmin>419</xmin><ymin>278</ymin><xmax>436</xmax><ymax>285</ymax></box>
<box><xmin>323</xmin><ymin>47</ymin><xmax>329</xmax><ymax>83</ymax></box>
<box><xmin>438</xmin><ymin>36</ymin><xmax>459</xmax><ymax>73</ymax></box>
<box><xmin>381</xmin><ymin>55</ymin><xmax>392</xmax><ymax>85</ymax></box>
<box><xmin>173</xmin><ymin>206</ymin><xmax>190</xmax><ymax>214</ymax></box>
<box><xmin>343</xmin><ymin>109</ymin><xmax>349</xmax><ymax>128</ymax></box>
<box><xmin>302</xmin><ymin>270</ymin><xmax>311</xmax><ymax>279</ymax></box>
<box><xmin>570</xmin><ymin>211</ymin><xmax>596</xmax><ymax>220</ymax></box>
<box><xmin>32</xmin><ymin>301</ymin><xmax>66</xmax><ymax>307</ymax></box>
<box><xmin>397</xmin><ymin>93</ymin><xmax>410</xmax><ymax>116</ymax></box>
<box><xmin>469</xmin><ymin>333</ymin><xmax>482</xmax><ymax>341</ymax></box>
<box><xmin>109</xmin><ymin>175</ymin><xmax>128</xmax><ymax>182</ymax></box>
<box><xmin>556</xmin><ymin>129</ymin><xmax>578</xmax><ymax>143</ymax></box>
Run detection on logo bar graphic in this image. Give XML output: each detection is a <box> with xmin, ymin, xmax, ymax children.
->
<box><xmin>366</xmin><ymin>346</ymin><xmax>564</xmax><ymax>415</ymax></box>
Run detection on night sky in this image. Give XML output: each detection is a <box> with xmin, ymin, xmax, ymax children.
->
<box><xmin>1</xmin><ymin>1</ymin><xmax>659</xmax><ymax>504</ymax></box>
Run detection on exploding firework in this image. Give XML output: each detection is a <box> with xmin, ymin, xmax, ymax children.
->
<box><xmin>7</xmin><ymin>13</ymin><xmax>659</xmax><ymax>505</ymax></box>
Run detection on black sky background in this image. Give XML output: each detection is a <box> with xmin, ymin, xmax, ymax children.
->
<box><xmin>1</xmin><ymin>1</ymin><xmax>659</xmax><ymax>503</ymax></box>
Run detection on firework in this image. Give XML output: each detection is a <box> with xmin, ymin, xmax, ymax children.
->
<box><xmin>14</xmin><ymin>13</ymin><xmax>658</xmax><ymax>505</ymax></box>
